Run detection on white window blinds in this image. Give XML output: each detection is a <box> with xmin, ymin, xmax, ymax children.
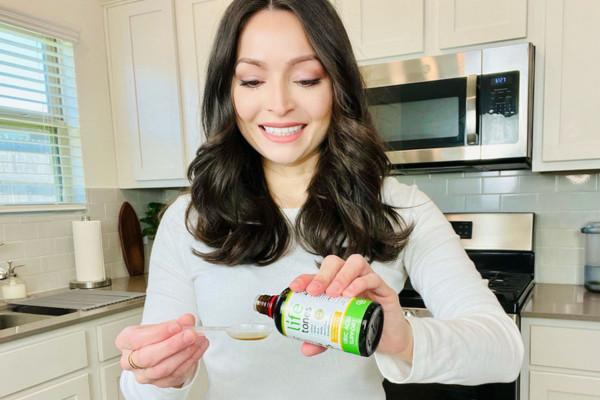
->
<box><xmin>0</xmin><ymin>20</ymin><xmax>85</xmax><ymax>207</ymax></box>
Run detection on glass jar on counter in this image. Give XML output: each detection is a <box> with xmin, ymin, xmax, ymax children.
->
<box><xmin>581</xmin><ymin>222</ymin><xmax>600</xmax><ymax>292</ymax></box>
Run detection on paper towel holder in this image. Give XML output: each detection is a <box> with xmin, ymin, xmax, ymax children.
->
<box><xmin>70</xmin><ymin>215</ymin><xmax>112</xmax><ymax>289</ymax></box>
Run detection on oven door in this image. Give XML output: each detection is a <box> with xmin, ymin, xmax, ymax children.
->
<box><xmin>384</xmin><ymin>380</ymin><xmax>518</xmax><ymax>400</ymax></box>
<box><xmin>384</xmin><ymin>307</ymin><xmax>519</xmax><ymax>400</ymax></box>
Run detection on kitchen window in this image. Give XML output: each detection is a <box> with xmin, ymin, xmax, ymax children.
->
<box><xmin>0</xmin><ymin>18</ymin><xmax>85</xmax><ymax>212</ymax></box>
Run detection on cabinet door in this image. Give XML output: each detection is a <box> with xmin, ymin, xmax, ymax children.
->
<box><xmin>337</xmin><ymin>0</ymin><xmax>424</xmax><ymax>61</ymax></box>
<box><xmin>100</xmin><ymin>361</ymin><xmax>125</xmax><ymax>400</ymax></box>
<box><xmin>437</xmin><ymin>0</ymin><xmax>527</xmax><ymax>49</ymax></box>
<box><xmin>175</xmin><ymin>0</ymin><xmax>231</xmax><ymax>164</ymax></box>
<box><xmin>12</xmin><ymin>373</ymin><xmax>91</xmax><ymax>400</ymax></box>
<box><xmin>530</xmin><ymin>371</ymin><xmax>600</xmax><ymax>399</ymax></box>
<box><xmin>538</xmin><ymin>0</ymin><xmax>600</xmax><ymax>167</ymax></box>
<box><xmin>105</xmin><ymin>0</ymin><xmax>187</xmax><ymax>187</ymax></box>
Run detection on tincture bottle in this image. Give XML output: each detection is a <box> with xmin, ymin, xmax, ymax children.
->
<box><xmin>254</xmin><ymin>287</ymin><xmax>383</xmax><ymax>357</ymax></box>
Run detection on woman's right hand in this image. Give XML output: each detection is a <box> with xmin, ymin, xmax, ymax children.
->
<box><xmin>115</xmin><ymin>313</ymin><xmax>209</xmax><ymax>388</ymax></box>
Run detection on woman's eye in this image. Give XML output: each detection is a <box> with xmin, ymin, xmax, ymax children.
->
<box><xmin>296</xmin><ymin>78</ymin><xmax>321</xmax><ymax>87</ymax></box>
<box><xmin>239</xmin><ymin>80</ymin><xmax>262</xmax><ymax>88</ymax></box>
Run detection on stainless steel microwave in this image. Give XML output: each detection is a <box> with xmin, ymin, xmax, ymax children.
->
<box><xmin>360</xmin><ymin>43</ymin><xmax>535</xmax><ymax>173</ymax></box>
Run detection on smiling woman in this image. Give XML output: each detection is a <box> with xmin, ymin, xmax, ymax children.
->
<box><xmin>117</xmin><ymin>1</ymin><xmax>524</xmax><ymax>399</ymax></box>
<box><xmin>187</xmin><ymin>1</ymin><xmax>410</xmax><ymax>267</ymax></box>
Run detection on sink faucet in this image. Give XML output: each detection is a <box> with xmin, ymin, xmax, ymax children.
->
<box><xmin>0</xmin><ymin>261</ymin><xmax>24</xmax><ymax>280</ymax></box>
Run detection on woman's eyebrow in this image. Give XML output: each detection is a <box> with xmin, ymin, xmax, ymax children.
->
<box><xmin>235</xmin><ymin>54</ymin><xmax>319</xmax><ymax>69</ymax></box>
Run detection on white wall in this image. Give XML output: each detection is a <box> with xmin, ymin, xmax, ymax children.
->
<box><xmin>0</xmin><ymin>0</ymin><xmax>118</xmax><ymax>188</ymax></box>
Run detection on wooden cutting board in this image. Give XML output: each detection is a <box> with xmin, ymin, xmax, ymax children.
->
<box><xmin>118</xmin><ymin>202</ymin><xmax>145</xmax><ymax>276</ymax></box>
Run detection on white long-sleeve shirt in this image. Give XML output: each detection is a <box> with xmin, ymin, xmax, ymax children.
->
<box><xmin>120</xmin><ymin>178</ymin><xmax>523</xmax><ymax>400</ymax></box>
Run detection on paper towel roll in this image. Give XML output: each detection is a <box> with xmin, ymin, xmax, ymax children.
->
<box><xmin>72</xmin><ymin>219</ymin><xmax>106</xmax><ymax>282</ymax></box>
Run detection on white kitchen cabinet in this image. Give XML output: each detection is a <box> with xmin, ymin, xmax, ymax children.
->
<box><xmin>436</xmin><ymin>0</ymin><xmax>527</xmax><ymax>49</ymax></box>
<box><xmin>0</xmin><ymin>307</ymin><xmax>143</xmax><ymax>400</ymax></box>
<box><xmin>11</xmin><ymin>374</ymin><xmax>91</xmax><ymax>400</ymax></box>
<box><xmin>175</xmin><ymin>0</ymin><xmax>231</xmax><ymax>164</ymax></box>
<box><xmin>0</xmin><ymin>330</ymin><xmax>88</xmax><ymax>397</ymax></box>
<box><xmin>336</xmin><ymin>0</ymin><xmax>424</xmax><ymax>62</ymax></box>
<box><xmin>100</xmin><ymin>361</ymin><xmax>125</xmax><ymax>400</ymax></box>
<box><xmin>532</xmin><ymin>0</ymin><xmax>600</xmax><ymax>171</ymax></box>
<box><xmin>521</xmin><ymin>317</ymin><xmax>600</xmax><ymax>400</ymax></box>
<box><xmin>104</xmin><ymin>0</ymin><xmax>188</xmax><ymax>188</ymax></box>
<box><xmin>530</xmin><ymin>371</ymin><xmax>600</xmax><ymax>399</ymax></box>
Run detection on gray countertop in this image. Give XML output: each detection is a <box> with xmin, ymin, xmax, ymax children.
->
<box><xmin>0</xmin><ymin>275</ymin><xmax>149</xmax><ymax>344</ymax></box>
<box><xmin>522</xmin><ymin>283</ymin><xmax>600</xmax><ymax>322</ymax></box>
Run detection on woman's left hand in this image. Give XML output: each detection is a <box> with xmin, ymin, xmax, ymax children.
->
<box><xmin>289</xmin><ymin>254</ymin><xmax>413</xmax><ymax>362</ymax></box>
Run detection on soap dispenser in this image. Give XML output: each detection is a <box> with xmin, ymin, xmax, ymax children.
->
<box><xmin>0</xmin><ymin>261</ymin><xmax>27</xmax><ymax>300</ymax></box>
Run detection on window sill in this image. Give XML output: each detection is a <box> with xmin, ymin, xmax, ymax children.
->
<box><xmin>0</xmin><ymin>203</ymin><xmax>87</xmax><ymax>214</ymax></box>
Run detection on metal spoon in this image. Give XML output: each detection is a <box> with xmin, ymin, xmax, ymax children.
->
<box><xmin>194</xmin><ymin>323</ymin><xmax>272</xmax><ymax>341</ymax></box>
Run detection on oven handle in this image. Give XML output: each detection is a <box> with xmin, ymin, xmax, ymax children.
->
<box><xmin>465</xmin><ymin>74</ymin><xmax>478</xmax><ymax>145</ymax></box>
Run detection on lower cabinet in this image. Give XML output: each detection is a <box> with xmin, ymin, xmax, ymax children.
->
<box><xmin>12</xmin><ymin>374</ymin><xmax>91</xmax><ymax>400</ymax></box>
<box><xmin>100</xmin><ymin>361</ymin><xmax>125</xmax><ymax>400</ymax></box>
<box><xmin>530</xmin><ymin>370</ymin><xmax>600</xmax><ymax>399</ymax></box>
<box><xmin>521</xmin><ymin>317</ymin><xmax>600</xmax><ymax>400</ymax></box>
<box><xmin>0</xmin><ymin>308</ymin><xmax>143</xmax><ymax>400</ymax></box>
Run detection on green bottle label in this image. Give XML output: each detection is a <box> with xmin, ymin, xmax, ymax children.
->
<box><xmin>280</xmin><ymin>291</ymin><xmax>372</xmax><ymax>355</ymax></box>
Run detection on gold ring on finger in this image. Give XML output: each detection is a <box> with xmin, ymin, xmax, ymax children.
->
<box><xmin>128</xmin><ymin>350</ymin><xmax>142</xmax><ymax>370</ymax></box>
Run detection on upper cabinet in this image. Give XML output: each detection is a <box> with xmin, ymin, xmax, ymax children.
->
<box><xmin>437</xmin><ymin>0</ymin><xmax>527</xmax><ymax>49</ymax></box>
<box><xmin>104</xmin><ymin>0</ymin><xmax>231</xmax><ymax>188</ymax></box>
<box><xmin>104</xmin><ymin>0</ymin><xmax>188</xmax><ymax>188</ymax></box>
<box><xmin>175</xmin><ymin>0</ymin><xmax>231</xmax><ymax>164</ymax></box>
<box><xmin>336</xmin><ymin>0</ymin><xmax>424</xmax><ymax>62</ymax></box>
<box><xmin>533</xmin><ymin>0</ymin><xmax>600</xmax><ymax>171</ymax></box>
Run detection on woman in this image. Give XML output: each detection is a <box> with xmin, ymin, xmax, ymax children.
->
<box><xmin>117</xmin><ymin>1</ymin><xmax>524</xmax><ymax>399</ymax></box>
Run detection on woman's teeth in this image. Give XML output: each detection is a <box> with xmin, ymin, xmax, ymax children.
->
<box><xmin>262</xmin><ymin>125</ymin><xmax>304</xmax><ymax>136</ymax></box>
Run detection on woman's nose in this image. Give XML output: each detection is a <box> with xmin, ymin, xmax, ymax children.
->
<box><xmin>266</xmin><ymin>81</ymin><xmax>294</xmax><ymax>115</ymax></box>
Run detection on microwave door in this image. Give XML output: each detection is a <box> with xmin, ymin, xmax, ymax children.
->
<box><xmin>367</xmin><ymin>75</ymin><xmax>480</xmax><ymax>165</ymax></box>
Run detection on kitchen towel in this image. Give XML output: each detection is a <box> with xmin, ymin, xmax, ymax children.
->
<box><xmin>72</xmin><ymin>218</ymin><xmax>106</xmax><ymax>282</ymax></box>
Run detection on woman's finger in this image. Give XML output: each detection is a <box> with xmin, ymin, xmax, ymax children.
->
<box><xmin>341</xmin><ymin>272</ymin><xmax>387</xmax><ymax>298</ymax></box>
<box><xmin>325</xmin><ymin>254</ymin><xmax>371</xmax><ymax>297</ymax></box>
<box><xmin>116</xmin><ymin>320</ymin><xmax>182</xmax><ymax>351</ymax></box>
<box><xmin>289</xmin><ymin>274</ymin><xmax>316</xmax><ymax>292</ymax></box>
<box><xmin>150</xmin><ymin>341</ymin><xmax>208</xmax><ymax>388</ymax></box>
<box><xmin>123</xmin><ymin>328</ymin><xmax>198</xmax><ymax>370</ymax></box>
<box><xmin>139</xmin><ymin>336</ymin><xmax>208</xmax><ymax>381</ymax></box>
<box><xmin>306</xmin><ymin>255</ymin><xmax>345</xmax><ymax>296</ymax></box>
<box><xmin>300</xmin><ymin>342</ymin><xmax>328</xmax><ymax>357</ymax></box>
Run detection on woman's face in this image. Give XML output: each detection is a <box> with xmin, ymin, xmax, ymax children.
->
<box><xmin>232</xmin><ymin>9</ymin><xmax>333</xmax><ymax>169</ymax></box>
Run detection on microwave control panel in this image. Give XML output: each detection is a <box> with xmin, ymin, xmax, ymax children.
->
<box><xmin>479</xmin><ymin>71</ymin><xmax>520</xmax><ymax>117</ymax></box>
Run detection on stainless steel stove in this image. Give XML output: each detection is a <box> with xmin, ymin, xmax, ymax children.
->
<box><xmin>385</xmin><ymin>212</ymin><xmax>535</xmax><ymax>400</ymax></box>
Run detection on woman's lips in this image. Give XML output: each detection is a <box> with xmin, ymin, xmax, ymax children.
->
<box><xmin>259</xmin><ymin>124</ymin><xmax>306</xmax><ymax>143</ymax></box>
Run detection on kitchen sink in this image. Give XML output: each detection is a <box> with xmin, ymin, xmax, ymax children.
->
<box><xmin>0</xmin><ymin>312</ymin><xmax>52</xmax><ymax>330</ymax></box>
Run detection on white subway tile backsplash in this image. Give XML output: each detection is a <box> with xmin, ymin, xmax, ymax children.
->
<box><xmin>538</xmin><ymin>192</ymin><xmax>600</xmax><ymax>211</ymax></box>
<box><xmin>448</xmin><ymin>178</ymin><xmax>482</xmax><ymax>195</ymax></box>
<box><xmin>466</xmin><ymin>194</ymin><xmax>501</xmax><ymax>211</ymax></box>
<box><xmin>3</xmin><ymin>223</ymin><xmax>39</xmax><ymax>241</ymax></box>
<box><xmin>396</xmin><ymin>170</ymin><xmax>600</xmax><ymax>285</ymax></box>
<box><xmin>24</xmin><ymin>238</ymin><xmax>56</xmax><ymax>258</ymax></box>
<box><xmin>483</xmin><ymin>176</ymin><xmax>520</xmax><ymax>194</ymax></box>
<box><xmin>518</xmin><ymin>174</ymin><xmax>557</xmax><ymax>193</ymax></box>
<box><xmin>432</xmin><ymin>195</ymin><xmax>466</xmax><ymax>212</ymax></box>
<box><xmin>557</xmin><ymin>174</ymin><xmax>598</xmax><ymax>192</ymax></box>
<box><xmin>501</xmin><ymin>193</ymin><xmax>538</xmax><ymax>211</ymax></box>
<box><xmin>37</xmin><ymin>220</ymin><xmax>72</xmax><ymax>239</ymax></box>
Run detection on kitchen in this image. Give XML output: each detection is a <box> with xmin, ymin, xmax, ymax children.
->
<box><xmin>0</xmin><ymin>0</ymin><xmax>599</xmax><ymax>399</ymax></box>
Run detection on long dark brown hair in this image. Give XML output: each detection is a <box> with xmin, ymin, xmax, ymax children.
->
<box><xmin>185</xmin><ymin>0</ymin><xmax>412</xmax><ymax>266</ymax></box>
